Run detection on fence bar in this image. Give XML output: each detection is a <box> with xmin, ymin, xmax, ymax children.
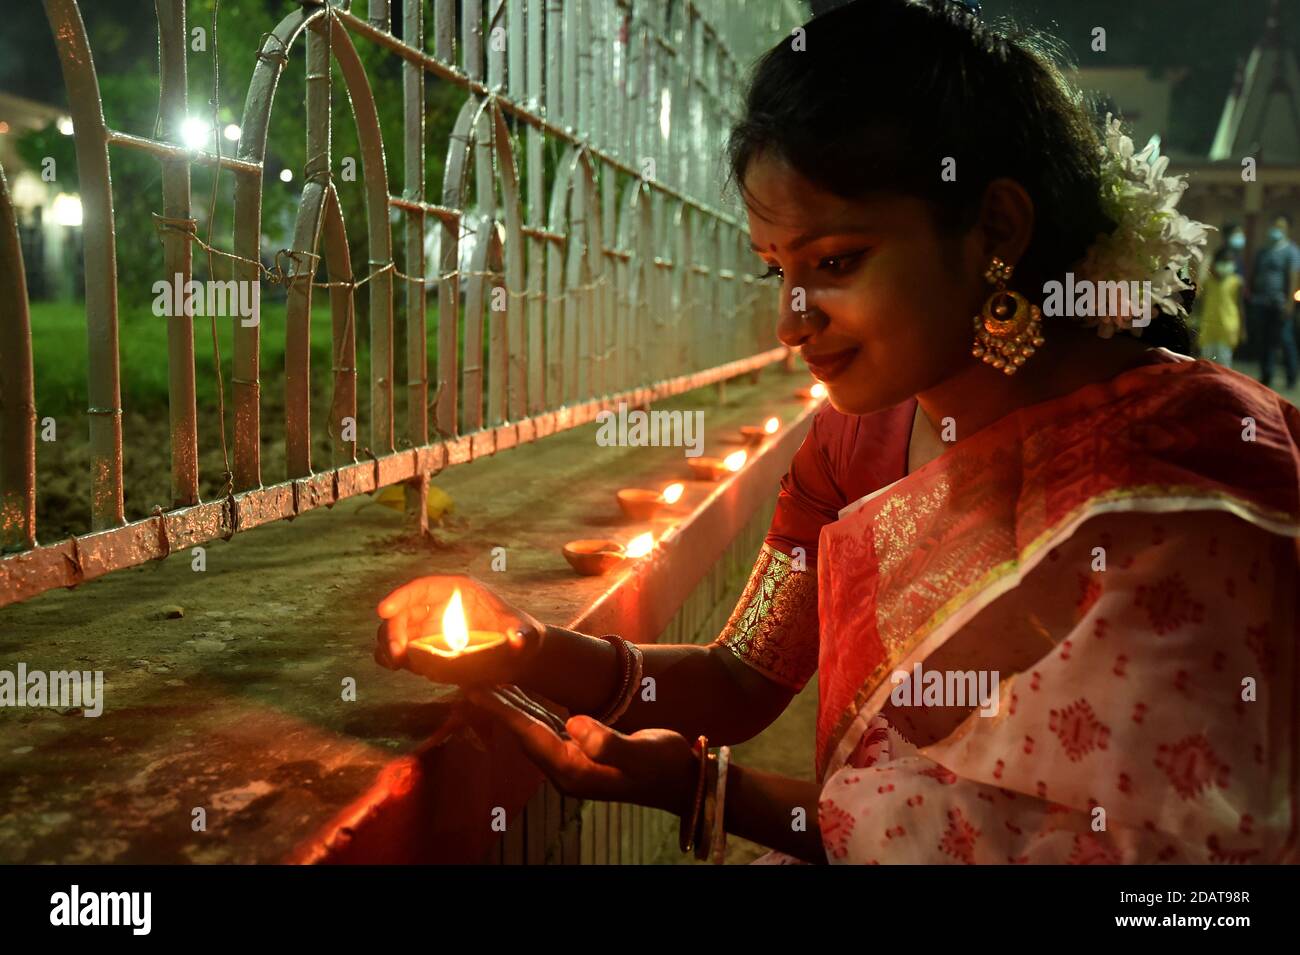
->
<box><xmin>326</xmin><ymin>15</ymin><xmax>397</xmax><ymax>457</ymax></box>
<box><xmin>42</xmin><ymin>0</ymin><xmax>124</xmax><ymax>531</ymax></box>
<box><xmin>525</xmin><ymin>0</ymin><xmax>545</xmax><ymax>415</ymax></box>
<box><xmin>155</xmin><ymin>0</ymin><xmax>200</xmax><ymax>507</ymax></box>
<box><xmin>404</xmin><ymin>0</ymin><xmax>428</xmax><ymax>449</ymax></box>
<box><xmin>106</xmin><ymin>129</ymin><xmax>262</xmax><ymax>176</ymax></box>
<box><xmin>0</xmin><ymin>165</ymin><xmax>36</xmax><ymax>552</ymax></box>
<box><xmin>487</xmin><ymin>0</ymin><xmax>506</xmax><ymax>91</ymax></box>
<box><xmin>431</xmin><ymin>0</ymin><xmax>458</xmax><ymax>437</ymax></box>
<box><xmin>506</xmin><ymin>0</ymin><xmax>525</xmax><ymax>103</ymax></box>
<box><xmin>323</xmin><ymin>185</ymin><xmax>357</xmax><ymax>467</ymax></box>
<box><xmin>230</xmin><ymin>13</ymin><xmax>312</xmax><ymax>491</ymax></box>
<box><xmin>562</xmin><ymin>0</ymin><xmax>577</xmax><ymax>131</ymax></box>
<box><xmin>434</xmin><ymin>0</ymin><xmax>455</xmax><ymax>62</ymax></box>
<box><xmin>284</xmin><ymin>14</ymin><xmax>334</xmax><ymax>479</ymax></box>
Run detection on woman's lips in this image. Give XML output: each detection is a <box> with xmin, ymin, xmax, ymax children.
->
<box><xmin>802</xmin><ymin>346</ymin><xmax>860</xmax><ymax>382</ymax></box>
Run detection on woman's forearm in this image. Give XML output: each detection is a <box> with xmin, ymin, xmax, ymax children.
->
<box><xmin>514</xmin><ymin>624</ymin><xmax>623</xmax><ymax>716</ymax></box>
<box><xmin>515</xmin><ymin>626</ymin><xmax>792</xmax><ymax>744</ymax></box>
<box><xmin>720</xmin><ymin>764</ymin><xmax>826</xmax><ymax>863</ymax></box>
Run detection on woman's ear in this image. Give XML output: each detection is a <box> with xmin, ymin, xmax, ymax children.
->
<box><xmin>976</xmin><ymin>178</ymin><xmax>1035</xmax><ymax>268</ymax></box>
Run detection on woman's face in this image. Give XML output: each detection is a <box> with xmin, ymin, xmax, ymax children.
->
<box><xmin>743</xmin><ymin>151</ymin><xmax>986</xmax><ymax>415</ymax></box>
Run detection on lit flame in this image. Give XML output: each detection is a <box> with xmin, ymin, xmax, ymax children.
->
<box><xmin>442</xmin><ymin>588</ymin><xmax>469</xmax><ymax>653</ymax></box>
<box><xmin>626</xmin><ymin>532</ymin><xmax>655</xmax><ymax>558</ymax></box>
<box><xmin>724</xmin><ymin>450</ymin><xmax>747</xmax><ymax>472</ymax></box>
<box><xmin>764</xmin><ymin>416</ymin><xmax>779</xmax><ymax>434</ymax></box>
<box><xmin>810</xmin><ymin>382</ymin><xmax>827</xmax><ymax>399</ymax></box>
<box><xmin>661</xmin><ymin>482</ymin><xmax>684</xmax><ymax>504</ymax></box>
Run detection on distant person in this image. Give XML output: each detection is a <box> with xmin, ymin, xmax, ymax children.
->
<box><xmin>1251</xmin><ymin>214</ymin><xmax>1300</xmax><ymax>390</ymax></box>
<box><xmin>1222</xmin><ymin>222</ymin><xmax>1253</xmax><ymax>359</ymax></box>
<box><xmin>1222</xmin><ymin>221</ymin><xmax>1248</xmax><ymax>281</ymax></box>
<box><xmin>1192</xmin><ymin>247</ymin><xmax>1244</xmax><ymax>367</ymax></box>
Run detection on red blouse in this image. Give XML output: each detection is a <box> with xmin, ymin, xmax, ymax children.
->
<box><xmin>765</xmin><ymin>398</ymin><xmax>916</xmax><ymax>567</ymax></box>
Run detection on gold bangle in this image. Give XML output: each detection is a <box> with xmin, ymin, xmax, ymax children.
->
<box><xmin>595</xmin><ymin>634</ymin><xmax>633</xmax><ymax>723</ymax></box>
<box><xmin>679</xmin><ymin>735</ymin><xmax>709</xmax><ymax>854</ymax></box>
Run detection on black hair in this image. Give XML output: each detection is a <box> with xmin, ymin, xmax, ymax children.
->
<box><xmin>1222</xmin><ymin>221</ymin><xmax>1241</xmax><ymax>234</ymax></box>
<box><xmin>1277</xmin><ymin>213</ymin><xmax>1294</xmax><ymax>229</ymax></box>
<box><xmin>1211</xmin><ymin>246</ymin><xmax>1235</xmax><ymax>265</ymax></box>
<box><xmin>725</xmin><ymin>0</ymin><xmax>1192</xmax><ymax>353</ymax></box>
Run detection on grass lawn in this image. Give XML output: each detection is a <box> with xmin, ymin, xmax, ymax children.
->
<box><xmin>28</xmin><ymin>299</ymin><xmax>381</xmax><ymax>420</ymax></box>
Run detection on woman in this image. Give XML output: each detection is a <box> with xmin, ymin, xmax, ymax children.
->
<box><xmin>376</xmin><ymin>0</ymin><xmax>1300</xmax><ymax>863</ymax></box>
<box><xmin>1192</xmin><ymin>247</ymin><xmax>1244</xmax><ymax>368</ymax></box>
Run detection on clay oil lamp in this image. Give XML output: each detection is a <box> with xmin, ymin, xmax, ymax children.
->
<box><xmin>739</xmin><ymin>416</ymin><xmax>780</xmax><ymax>446</ymax></box>
<box><xmin>405</xmin><ymin>588</ymin><xmax>509</xmax><ymax>679</ymax></box>
<box><xmin>687</xmin><ymin>449</ymin><xmax>747</xmax><ymax>482</ymax></box>
<box><xmin>562</xmin><ymin>532</ymin><xmax>657</xmax><ymax>576</ymax></box>
<box><xmin>794</xmin><ymin>382</ymin><xmax>828</xmax><ymax>401</ymax></box>
<box><xmin>562</xmin><ymin>539</ymin><xmax>627</xmax><ymax>576</ymax></box>
<box><xmin>616</xmin><ymin>482</ymin><xmax>685</xmax><ymax>521</ymax></box>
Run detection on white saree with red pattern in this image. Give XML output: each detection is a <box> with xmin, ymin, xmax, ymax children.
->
<box><xmin>810</xmin><ymin>355</ymin><xmax>1300</xmax><ymax>864</ymax></box>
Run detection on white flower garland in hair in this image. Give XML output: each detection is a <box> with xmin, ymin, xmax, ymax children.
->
<box><xmin>1073</xmin><ymin>114</ymin><xmax>1212</xmax><ymax>338</ymax></box>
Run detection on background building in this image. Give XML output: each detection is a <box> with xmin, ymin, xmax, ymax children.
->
<box><xmin>0</xmin><ymin>89</ymin><xmax>81</xmax><ymax>301</ymax></box>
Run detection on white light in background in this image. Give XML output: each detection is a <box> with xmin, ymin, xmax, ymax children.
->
<box><xmin>223</xmin><ymin>123</ymin><xmax>241</xmax><ymax>142</ymax></box>
<box><xmin>11</xmin><ymin>171</ymin><xmax>47</xmax><ymax>209</ymax></box>
<box><xmin>279</xmin><ymin>168</ymin><xmax>293</xmax><ymax>183</ymax></box>
<box><xmin>51</xmin><ymin>193</ymin><xmax>83</xmax><ymax>227</ymax></box>
<box><xmin>659</xmin><ymin>87</ymin><xmax>672</xmax><ymax>141</ymax></box>
<box><xmin>179</xmin><ymin>116</ymin><xmax>212</xmax><ymax>150</ymax></box>
<box><xmin>57</xmin><ymin>116</ymin><xmax>74</xmax><ymax>136</ymax></box>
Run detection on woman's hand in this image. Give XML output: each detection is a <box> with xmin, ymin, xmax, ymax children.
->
<box><xmin>465</xmin><ymin>685</ymin><xmax>699</xmax><ymax>815</ymax></box>
<box><xmin>375</xmin><ymin>574</ymin><xmax>546</xmax><ymax>686</ymax></box>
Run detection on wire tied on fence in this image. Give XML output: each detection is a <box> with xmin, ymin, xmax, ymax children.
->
<box><xmin>221</xmin><ymin>477</ymin><xmax>239</xmax><ymax>541</ymax></box>
<box><xmin>151</xmin><ymin>504</ymin><xmax>171</xmax><ymax>559</ymax></box>
<box><xmin>255</xmin><ymin>30</ymin><xmax>291</xmax><ymax>67</ymax></box>
<box><xmin>362</xmin><ymin>446</ymin><xmax>381</xmax><ymax>491</ymax></box>
<box><xmin>62</xmin><ymin>535</ymin><xmax>85</xmax><ymax>586</ymax></box>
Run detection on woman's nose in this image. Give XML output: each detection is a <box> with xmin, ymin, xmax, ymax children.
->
<box><xmin>776</xmin><ymin>283</ymin><xmax>826</xmax><ymax>348</ymax></box>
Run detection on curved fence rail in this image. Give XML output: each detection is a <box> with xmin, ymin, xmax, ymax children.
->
<box><xmin>0</xmin><ymin>0</ymin><xmax>800</xmax><ymax>607</ymax></box>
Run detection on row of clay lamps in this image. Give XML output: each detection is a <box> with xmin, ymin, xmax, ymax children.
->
<box><xmin>562</xmin><ymin>483</ymin><xmax>684</xmax><ymax>576</ymax></box>
<box><xmin>564</xmin><ymin>407</ymin><xmax>799</xmax><ymax>575</ymax></box>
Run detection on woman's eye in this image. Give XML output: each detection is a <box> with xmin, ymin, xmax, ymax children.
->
<box><xmin>819</xmin><ymin>251</ymin><xmax>866</xmax><ymax>274</ymax></box>
<box><xmin>758</xmin><ymin>264</ymin><xmax>783</xmax><ymax>281</ymax></box>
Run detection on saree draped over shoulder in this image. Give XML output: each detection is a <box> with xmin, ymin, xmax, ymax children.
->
<box><xmin>815</xmin><ymin>355</ymin><xmax>1300</xmax><ymax>863</ymax></box>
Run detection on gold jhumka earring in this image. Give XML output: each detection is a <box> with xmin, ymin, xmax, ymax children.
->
<box><xmin>970</xmin><ymin>256</ymin><xmax>1044</xmax><ymax>375</ymax></box>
